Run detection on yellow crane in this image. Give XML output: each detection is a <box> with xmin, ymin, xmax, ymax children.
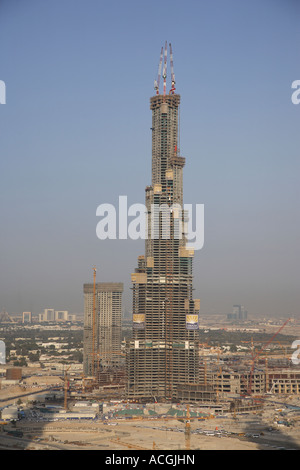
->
<box><xmin>92</xmin><ymin>266</ymin><xmax>97</xmax><ymax>377</ymax></box>
<box><xmin>216</xmin><ymin>366</ymin><xmax>222</xmax><ymax>403</ymax></box>
<box><xmin>203</xmin><ymin>358</ymin><xmax>207</xmax><ymax>386</ymax></box>
<box><xmin>59</xmin><ymin>365</ymin><xmax>71</xmax><ymax>410</ymax></box>
<box><xmin>64</xmin><ymin>365</ymin><xmax>71</xmax><ymax>410</ymax></box>
<box><xmin>185</xmin><ymin>404</ymin><xmax>191</xmax><ymax>450</ymax></box>
<box><xmin>110</xmin><ymin>438</ymin><xmax>148</xmax><ymax>450</ymax></box>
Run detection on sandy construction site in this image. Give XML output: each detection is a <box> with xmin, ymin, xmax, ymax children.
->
<box><xmin>2</xmin><ymin>409</ymin><xmax>300</xmax><ymax>451</ymax></box>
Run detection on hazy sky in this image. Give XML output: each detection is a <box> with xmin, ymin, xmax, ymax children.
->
<box><xmin>0</xmin><ymin>0</ymin><xmax>299</xmax><ymax>318</ymax></box>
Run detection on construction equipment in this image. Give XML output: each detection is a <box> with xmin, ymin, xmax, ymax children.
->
<box><xmin>216</xmin><ymin>366</ymin><xmax>222</xmax><ymax>403</ymax></box>
<box><xmin>185</xmin><ymin>404</ymin><xmax>191</xmax><ymax>432</ymax></box>
<box><xmin>162</xmin><ymin>40</ymin><xmax>168</xmax><ymax>97</ymax></box>
<box><xmin>154</xmin><ymin>42</ymin><xmax>175</xmax><ymax>96</ymax></box>
<box><xmin>275</xmin><ymin>340</ymin><xmax>290</xmax><ymax>358</ymax></box>
<box><xmin>246</xmin><ymin>318</ymin><xmax>290</xmax><ymax>395</ymax></box>
<box><xmin>110</xmin><ymin>438</ymin><xmax>148</xmax><ymax>450</ymax></box>
<box><xmin>58</xmin><ymin>365</ymin><xmax>71</xmax><ymax>410</ymax></box>
<box><xmin>203</xmin><ymin>358</ymin><xmax>207</xmax><ymax>386</ymax></box>
<box><xmin>92</xmin><ymin>266</ymin><xmax>97</xmax><ymax>377</ymax></box>
<box><xmin>185</xmin><ymin>404</ymin><xmax>191</xmax><ymax>450</ymax></box>
<box><xmin>154</xmin><ymin>46</ymin><xmax>163</xmax><ymax>95</ymax></box>
<box><xmin>169</xmin><ymin>43</ymin><xmax>176</xmax><ymax>94</ymax></box>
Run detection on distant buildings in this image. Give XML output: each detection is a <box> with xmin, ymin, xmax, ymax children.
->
<box><xmin>22</xmin><ymin>312</ymin><xmax>32</xmax><ymax>323</ymax></box>
<box><xmin>38</xmin><ymin>309</ymin><xmax>76</xmax><ymax>322</ymax></box>
<box><xmin>55</xmin><ymin>310</ymin><xmax>69</xmax><ymax>321</ymax></box>
<box><xmin>227</xmin><ymin>305</ymin><xmax>248</xmax><ymax>321</ymax></box>
<box><xmin>0</xmin><ymin>310</ymin><xmax>13</xmax><ymax>323</ymax></box>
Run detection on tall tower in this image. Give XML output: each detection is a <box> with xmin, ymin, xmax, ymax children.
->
<box><xmin>126</xmin><ymin>43</ymin><xmax>200</xmax><ymax>401</ymax></box>
<box><xmin>83</xmin><ymin>281</ymin><xmax>123</xmax><ymax>381</ymax></box>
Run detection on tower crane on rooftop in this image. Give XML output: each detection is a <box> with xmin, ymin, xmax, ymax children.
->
<box><xmin>154</xmin><ymin>41</ymin><xmax>176</xmax><ymax>96</ymax></box>
<box><xmin>169</xmin><ymin>43</ymin><xmax>176</xmax><ymax>94</ymax></box>
<box><xmin>154</xmin><ymin>46</ymin><xmax>163</xmax><ymax>95</ymax></box>
<box><xmin>163</xmin><ymin>40</ymin><xmax>168</xmax><ymax>97</ymax></box>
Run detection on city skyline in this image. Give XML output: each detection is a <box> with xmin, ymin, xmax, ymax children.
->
<box><xmin>0</xmin><ymin>1</ymin><xmax>299</xmax><ymax>319</ymax></box>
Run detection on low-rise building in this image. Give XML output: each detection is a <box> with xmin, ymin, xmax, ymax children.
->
<box><xmin>1</xmin><ymin>405</ymin><xmax>19</xmax><ymax>421</ymax></box>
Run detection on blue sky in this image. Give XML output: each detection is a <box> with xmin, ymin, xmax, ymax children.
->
<box><xmin>0</xmin><ymin>0</ymin><xmax>299</xmax><ymax>317</ymax></box>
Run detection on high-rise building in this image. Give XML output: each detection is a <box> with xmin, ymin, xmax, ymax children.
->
<box><xmin>22</xmin><ymin>312</ymin><xmax>32</xmax><ymax>323</ymax></box>
<box><xmin>232</xmin><ymin>304</ymin><xmax>248</xmax><ymax>321</ymax></box>
<box><xmin>44</xmin><ymin>308</ymin><xmax>55</xmax><ymax>321</ymax></box>
<box><xmin>83</xmin><ymin>282</ymin><xmax>123</xmax><ymax>379</ymax></box>
<box><xmin>55</xmin><ymin>310</ymin><xmax>69</xmax><ymax>321</ymax></box>
<box><xmin>126</xmin><ymin>43</ymin><xmax>200</xmax><ymax>401</ymax></box>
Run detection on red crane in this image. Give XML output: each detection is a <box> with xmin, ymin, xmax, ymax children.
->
<box><xmin>154</xmin><ymin>46</ymin><xmax>163</xmax><ymax>95</ymax></box>
<box><xmin>169</xmin><ymin>43</ymin><xmax>176</xmax><ymax>94</ymax></box>
<box><xmin>246</xmin><ymin>318</ymin><xmax>290</xmax><ymax>395</ymax></box>
<box><xmin>162</xmin><ymin>40</ymin><xmax>168</xmax><ymax>96</ymax></box>
<box><xmin>154</xmin><ymin>42</ymin><xmax>176</xmax><ymax>96</ymax></box>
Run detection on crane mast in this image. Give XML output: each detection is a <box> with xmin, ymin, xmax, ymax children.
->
<box><xmin>154</xmin><ymin>46</ymin><xmax>163</xmax><ymax>95</ymax></box>
<box><xmin>169</xmin><ymin>42</ymin><xmax>176</xmax><ymax>94</ymax></box>
<box><xmin>92</xmin><ymin>266</ymin><xmax>97</xmax><ymax>377</ymax></box>
<box><xmin>154</xmin><ymin>41</ymin><xmax>176</xmax><ymax>96</ymax></box>
<box><xmin>162</xmin><ymin>40</ymin><xmax>168</xmax><ymax>96</ymax></box>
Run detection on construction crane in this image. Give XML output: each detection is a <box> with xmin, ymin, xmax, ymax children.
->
<box><xmin>59</xmin><ymin>365</ymin><xmax>71</xmax><ymax>410</ymax></box>
<box><xmin>154</xmin><ymin>42</ymin><xmax>176</xmax><ymax>97</ymax></box>
<box><xmin>242</xmin><ymin>337</ymin><xmax>291</xmax><ymax>360</ymax></box>
<box><xmin>185</xmin><ymin>404</ymin><xmax>191</xmax><ymax>450</ymax></box>
<box><xmin>241</xmin><ymin>337</ymin><xmax>255</xmax><ymax>354</ymax></box>
<box><xmin>154</xmin><ymin>46</ymin><xmax>163</xmax><ymax>95</ymax></box>
<box><xmin>216</xmin><ymin>366</ymin><xmax>222</xmax><ymax>403</ymax></box>
<box><xmin>203</xmin><ymin>357</ymin><xmax>207</xmax><ymax>386</ymax></box>
<box><xmin>274</xmin><ymin>340</ymin><xmax>290</xmax><ymax>358</ymax></box>
<box><xmin>110</xmin><ymin>438</ymin><xmax>149</xmax><ymax>450</ymax></box>
<box><xmin>92</xmin><ymin>266</ymin><xmax>97</xmax><ymax>377</ymax></box>
<box><xmin>169</xmin><ymin>43</ymin><xmax>176</xmax><ymax>94</ymax></box>
<box><xmin>162</xmin><ymin>40</ymin><xmax>168</xmax><ymax>97</ymax></box>
<box><xmin>246</xmin><ymin>318</ymin><xmax>290</xmax><ymax>396</ymax></box>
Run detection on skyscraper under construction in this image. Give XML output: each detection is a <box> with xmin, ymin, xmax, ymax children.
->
<box><xmin>126</xmin><ymin>43</ymin><xmax>200</xmax><ymax>401</ymax></box>
<box><xmin>83</xmin><ymin>279</ymin><xmax>123</xmax><ymax>383</ymax></box>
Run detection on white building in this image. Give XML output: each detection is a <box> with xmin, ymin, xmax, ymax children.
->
<box><xmin>38</xmin><ymin>309</ymin><xmax>75</xmax><ymax>322</ymax></box>
<box><xmin>55</xmin><ymin>311</ymin><xmax>68</xmax><ymax>321</ymax></box>
<box><xmin>1</xmin><ymin>405</ymin><xmax>19</xmax><ymax>421</ymax></box>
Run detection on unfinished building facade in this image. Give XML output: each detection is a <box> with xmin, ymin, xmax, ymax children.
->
<box><xmin>83</xmin><ymin>282</ymin><xmax>123</xmax><ymax>383</ymax></box>
<box><xmin>126</xmin><ymin>43</ymin><xmax>200</xmax><ymax>401</ymax></box>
